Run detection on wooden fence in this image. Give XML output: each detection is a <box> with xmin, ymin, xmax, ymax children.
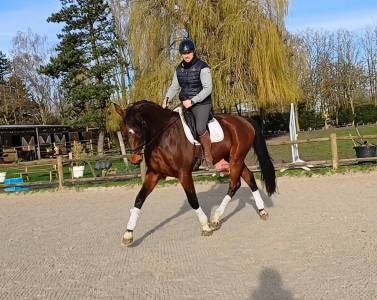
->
<box><xmin>1</xmin><ymin>133</ymin><xmax>376</xmax><ymax>191</ymax></box>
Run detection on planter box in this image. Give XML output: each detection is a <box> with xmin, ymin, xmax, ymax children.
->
<box><xmin>72</xmin><ymin>166</ymin><xmax>85</xmax><ymax>178</ymax></box>
<box><xmin>354</xmin><ymin>145</ymin><xmax>377</xmax><ymax>162</ymax></box>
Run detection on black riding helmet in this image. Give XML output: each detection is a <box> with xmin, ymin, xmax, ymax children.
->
<box><xmin>179</xmin><ymin>39</ymin><xmax>195</xmax><ymax>54</ymax></box>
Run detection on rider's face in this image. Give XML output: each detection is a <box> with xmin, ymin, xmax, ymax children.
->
<box><xmin>181</xmin><ymin>51</ymin><xmax>194</xmax><ymax>63</ymax></box>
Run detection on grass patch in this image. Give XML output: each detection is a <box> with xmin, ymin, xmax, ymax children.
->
<box><xmin>0</xmin><ymin>158</ymin><xmax>139</xmax><ymax>183</ymax></box>
<box><xmin>246</xmin><ymin>124</ymin><xmax>377</xmax><ymax>164</ymax></box>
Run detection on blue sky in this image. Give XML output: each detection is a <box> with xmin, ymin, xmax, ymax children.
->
<box><xmin>0</xmin><ymin>0</ymin><xmax>377</xmax><ymax>54</ymax></box>
<box><xmin>0</xmin><ymin>0</ymin><xmax>62</xmax><ymax>54</ymax></box>
<box><xmin>286</xmin><ymin>0</ymin><xmax>377</xmax><ymax>32</ymax></box>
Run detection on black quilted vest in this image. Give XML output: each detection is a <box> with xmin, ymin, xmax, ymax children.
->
<box><xmin>176</xmin><ymin>58</ymin><xmax>211</xmax><ymax>105</ymax></box>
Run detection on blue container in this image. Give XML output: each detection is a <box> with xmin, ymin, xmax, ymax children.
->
<box><xmin>3</xmin><ymin>177</ymin><xmax>30</xmax><ymax>192</ymax></box>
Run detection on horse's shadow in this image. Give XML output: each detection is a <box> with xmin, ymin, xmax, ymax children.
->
<box><xmin>129</xmin><ymin>181</ymin><xmax>275</xmax><ymax>247</ymax></box>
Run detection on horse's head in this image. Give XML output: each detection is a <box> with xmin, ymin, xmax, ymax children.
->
<box><xmin>114</xmin><ymin>102</ymin><xmax>147</xmax><ymax>164</ymax></box>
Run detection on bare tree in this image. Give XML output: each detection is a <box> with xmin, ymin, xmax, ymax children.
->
<box><xmin>109</xmin><ymin>0</ymin><xmax>133</xmax><ymax>106</ymax></box>
<box><xmin>361</xmin><ymin>27</ymin><xmax>377</xmax><ymax>106</ymax></box>
<box><xmin>11</xmin><ymin>30</ymin><xmax>64</xmax><ymax>124</ymax></box>
<box><xmin>334</xmin><ymin>29</ymin><xmax>365</xmax><ymax>124</ymax></box>
<box><xmin>296</xmin><ymin>29</ymin><xmax>368</xmax><ymax>126</ymax></box>
<box><xmin>0</xmin><ymin>75</ymin><xmax>38</xmax><ymax>124</ymax></box>
<box><xmin>299</xmin><ymin>30</ymin><xmax>336</xmax><ymax>127</ymax></box>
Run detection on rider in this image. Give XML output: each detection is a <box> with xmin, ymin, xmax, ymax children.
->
<box><xmin>163</xmin><ymin>38</ymin><xmax>214</xmax><ymax>170</ymax></box>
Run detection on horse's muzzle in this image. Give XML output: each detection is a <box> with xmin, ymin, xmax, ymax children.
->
<box><xmin>127</xmin><ymin>153</ymin><xmax>143</xmax><ymax>165</ymax></box>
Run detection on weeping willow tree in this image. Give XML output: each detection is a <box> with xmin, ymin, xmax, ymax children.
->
<box><xmin>126</xmin><ymin>0</ymin><xmax>301</xmax><ymax>111</ymax></box>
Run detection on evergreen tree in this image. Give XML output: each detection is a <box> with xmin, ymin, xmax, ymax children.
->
<box><xmin>41</xmin><ymin>0</ymin><xmax>116</xmax><ymax>127</ymax></box>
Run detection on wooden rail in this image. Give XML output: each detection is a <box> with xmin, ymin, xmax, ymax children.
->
<box><xmin>1</xmin><ymin>133</ymin><xmax>377</xmax><ymax>191</ymax></box>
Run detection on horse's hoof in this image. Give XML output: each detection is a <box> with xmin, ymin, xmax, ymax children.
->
<box><xmin>201</xmin><ymin>229</ymin><xmax>213</xmax><ymax>236</ymax></box>
<box><xmin>122</xmin><ymin>236</ymin><xmax>134</xmax><ymax>246</ymax></box>
<box><xmin>209</xmin><ymin>221</ymin><xmax>221</xmax><ymax>231</ymax></box>
<box><xmin>259</xmin><ymin>210</ymin><xmax>269</xmax><ymax>221</ymax></box>
<box><xmin>122</xmin><ymin>231</ymin><xmax>134</xmax><ymax>246</ymax></box>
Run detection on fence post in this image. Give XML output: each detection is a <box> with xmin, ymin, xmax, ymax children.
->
<box><xmin>330</xmin><ymin>133</ymin><xmax>338</xmax><ymax>170</ymax></box>
<box><xmin>89</xmin><ymin>139</ymin><xmax>94</xmax><ymax>156</ymax></box>
<box><xmin>140</xmin><ymin>151</ymin><xmax>146</xmax><ymax>183</ymax></box>
<box><xmin>57</xmin><ymin>155</ymin><xmax>65</xmax><ymax>190</ymax></box>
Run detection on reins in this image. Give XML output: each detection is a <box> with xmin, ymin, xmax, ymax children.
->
<box><xmin>129</xmin><ymin>105</ymin><xmax>186</xmax><ymax>153</ymax></box>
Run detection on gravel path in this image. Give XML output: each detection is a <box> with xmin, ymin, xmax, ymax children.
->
<box><xmin>0</xmin><ymin>172</ymin><xmax>376</xmax><ymax>299</ymax></box>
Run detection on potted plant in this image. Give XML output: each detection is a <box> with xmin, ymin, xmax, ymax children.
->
<box><xmin>71</xmin><ymin>142</ymin><xmax>86</xmax><ymax>178</ymax></box>
<box><xmin>0</xmin><ymin>171</ymin><xmax>6</xmax><ymax>183</ymax></box>
<box><xmin>350</xmin><ymin>128</ymin><xmax>377</xmax><ymax>161</ymax></box>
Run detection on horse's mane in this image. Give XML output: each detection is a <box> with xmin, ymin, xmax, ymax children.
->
<box><xmin>125</xmin><ymin>100</ymin><xmax>176</xmax><ymax>124</ymax></box>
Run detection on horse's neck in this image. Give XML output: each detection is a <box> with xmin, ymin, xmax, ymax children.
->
<box><xmin>143</xmin><ymin>109</ymin><xmax>178</xmax><ymax>136</ymax></box>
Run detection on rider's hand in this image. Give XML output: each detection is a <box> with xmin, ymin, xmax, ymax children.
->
<box><xmin>162</xmin><ymin>98</ymin><xmax>169</xmax><ymax>109</ymax></box>
<box><xmin>182</xmin><ymin>99</ymin><xmax>192</xmax><ymax>108</ymax></box>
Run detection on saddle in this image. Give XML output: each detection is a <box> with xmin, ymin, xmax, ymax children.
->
<box><xmin>174</xmin><ymin>107</ymin><xmax>224</xmax><ymax>145</ymax></box>
<box><xmin>173</xmin><ymin>107</ymin><xmax>226</xmax><ymax>171</ymax></box>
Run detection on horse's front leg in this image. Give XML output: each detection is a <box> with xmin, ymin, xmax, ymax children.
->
<box><xmin>122</xmin><ymin>170</ymin><xmax>161</xmax><ymax>246</ymax></box>
<box><xmin>179</xmin><ymin>173</ymin><xmax>213</xmax><ymax>236</ymax></box>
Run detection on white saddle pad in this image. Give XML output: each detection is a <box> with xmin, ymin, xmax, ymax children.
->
<box><xmin>174</xmin><ymin>107</ymin><xmax>224</xmax><ymax>145</ymax></box>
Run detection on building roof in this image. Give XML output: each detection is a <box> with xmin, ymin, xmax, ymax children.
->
<box><xmin>0</xmin><ymin>125</ymin><xmax>72</xmax><ymax>135</ymax></box>
<box><xmin>0</xmin><ymin>125</ymin><xmax>70</xmax><ymax>129</ymax></box>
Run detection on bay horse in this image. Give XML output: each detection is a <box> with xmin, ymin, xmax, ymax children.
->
<box><xmin>114</xmin><ymin>100</ymin><xmax>276</xmax><ymax>246</ymax></box>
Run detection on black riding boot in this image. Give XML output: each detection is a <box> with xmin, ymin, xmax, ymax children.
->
<box><xmin>199</xmin><ymin>130</ymin><xmax>215</xmax><ymax>171</ymax></box>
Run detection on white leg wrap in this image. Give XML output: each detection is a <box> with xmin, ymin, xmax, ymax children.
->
<box><xmin>195</xmin><ymin>207</ymin><xmax>208</xmax><ymax>225</ymax></box>
<box><xmin>213</xmin><ymin>195</ymin><xmax>232</xmax><ymax>221</ymax></box>
<box><xmin>126</xmin><ymin>207</ymin><xmax>141</xmax><ymax>231</ymax></box>
<box><xmin>195</xmin><ymin>207</ymin><xmax>210</xmax><ymax>230</ymax></box>
<box><xmin>252</xmin><ymin>189</ymin><xmax>265</xmax><ymax>210</ymax></box>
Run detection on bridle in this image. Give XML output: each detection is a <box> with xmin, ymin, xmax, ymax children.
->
<box><xmin>127</xmin><ymin>106</ymin><xmax>186</xmax><ymax>154</ymax></box>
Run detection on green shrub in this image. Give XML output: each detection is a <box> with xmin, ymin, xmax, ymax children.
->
<box><xmin>298</xmin><ymin>110</ymin><xmax>325</xmax><ymax>130</ymax></box>
<box><xmin>355</xmin><ymin>104</ymin><xmax>377</xmax><ymax>124</ymax></box>
<box><xmin>333</xmin><ymin>108</ymin><xmax>354</xmax><ymax>126</ymax></box>
<box><xmin>264</xmin><ymin>112</ymin><xmax>290</xmax><ymax>132</ymax></box>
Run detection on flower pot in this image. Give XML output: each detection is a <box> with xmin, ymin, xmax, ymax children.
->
<box><xmin>354</xmin><ymin>145</ymin><xmax>377</xmax><ymax>162</ymax></box>
<box><xmin>0</xmin><ymin>172</ymin><xmax>6</xmax><ymax>183</ymax></box>
<box><xmin>72</xmin><ymin>165</ymin><xmax>85</xmax><ymax>178</ymax></box>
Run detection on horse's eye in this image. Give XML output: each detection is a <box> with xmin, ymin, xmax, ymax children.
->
<box><xmin>128</xmin><ymin>129</ymin><xmax>135</xmax><ymax>135</ymax></box>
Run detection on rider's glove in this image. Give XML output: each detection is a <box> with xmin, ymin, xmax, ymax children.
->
<box><xmin>162</xmin><ymin>98</ymin><xmax>169</xmax><ymax>109</ymax></box>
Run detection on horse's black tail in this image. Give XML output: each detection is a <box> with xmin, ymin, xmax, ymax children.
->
<box><xmin>250</xmin><ymin>119</ymin><xmax>276</xmax><ymax>196</ymax></box>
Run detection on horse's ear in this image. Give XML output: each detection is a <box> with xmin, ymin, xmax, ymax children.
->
<box><xmin>113</xmin><ymin>103</ymin><xmax>125</xmax><ymax>118</ymax></box>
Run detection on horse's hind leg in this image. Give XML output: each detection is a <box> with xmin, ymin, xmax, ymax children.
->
<box><xmin>179</xmin><ymin>173</ymin><xmax>213</xmax><ymax>236</ymax></box>
<box><xmin>210</xmin><ymin>162</ymin><xmax>243</xmax><ymax>230</ymax></box>
<box><xmin>240</xmin><ymin>164</ymin><xmax>269</xmax><ymax>220</ymax></box>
